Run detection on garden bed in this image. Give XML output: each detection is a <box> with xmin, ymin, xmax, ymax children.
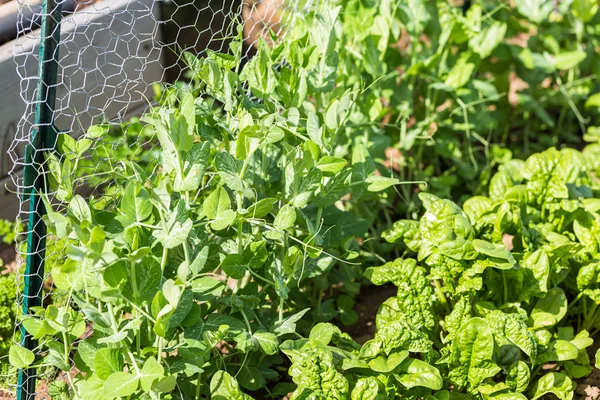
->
<box><xmin>5</xmin><ymin>0</ymin><xmax>600</xmax><ymax>399</ymax></box>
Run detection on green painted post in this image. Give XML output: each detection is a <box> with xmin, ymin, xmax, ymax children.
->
<box><xmin>17</xmin><ymin>0</ymin><xmax>62</xmax><ymax>398</ymax></box>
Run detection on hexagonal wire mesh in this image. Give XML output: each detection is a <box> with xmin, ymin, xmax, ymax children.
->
<box><xmin>6</xmin><ymin>0</ymin><xmax>310</xmax><ymax>397</ymax></box>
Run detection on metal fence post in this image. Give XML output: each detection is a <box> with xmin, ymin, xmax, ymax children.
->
<box><xmin>17</xmin><ymin>0</ymin><xmax>62</xmax><ymax>397</ymax></box>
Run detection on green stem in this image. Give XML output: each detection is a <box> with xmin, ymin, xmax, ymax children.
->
<box><xmin>124</xmin><ymin>298</ymin><xmax>157</xmax><ymax>323</ymax></box>
<box><xmin>107</xmin><ymin>302</ymin><xmax>120</xmax><ymax>334</ymax></box>
<box><xmin>315</xmin><ymin>207</ymin><xmax>323</xmax><ymax>232</ymax></box>
<box><xmin>240</xmin><ymin>309</ymin><xmax>253</xmax><ymax>334</ymax></box>
<box><xmin>61</xmin><ymin>331</ymin><xmax>70</xmax><ymax>365</ymax></box>
<box><xmin>195</xmin><ymin>372</ymin><xmax>202</xmax><ymax>399</ymax></box>
<box><xmin>157</xmin><ymin>337</ymin><xmax>164</xmax><ymax>364</ymax></box>
<box><xmin>502</xmin><ymin>270</ymin><xmax>508</xmax><ymax>305</ymax></box>
<box><xmin>584</xmin><ymin>302</ymin><xmax>599</xmax><ymax>331</ymax></box>
<box><xmin>434</xmin><ymin>280</ymin><xmax>450</xmax><ymax>314</ymax></box>
<box><xmin>130</xmin><ymin>261</ymin><xmax>140</xmax><ymax>299</ymax></box>
<box><xmin>316</xmin><ymin>289</ymin><xmax>323</xmax><ymax>318</ymax></box>
<box><xmin>278</xmin><ymin>297</ymin><xmax>284</xmax><ymax>324</ymax></box>
<box><xmin>568</xmin><ymin>292</ymin><xmax>584</xmax><ymax>313</ymax></box>
<box><xmin>161</xmin><ymin>247</ymin><xmax>168</xmax><ymax>273</ymax></box>
<box><xmin>183</xmin><ymin>241</ymin><xmax>191</xmax><ymax>265</ymax></box>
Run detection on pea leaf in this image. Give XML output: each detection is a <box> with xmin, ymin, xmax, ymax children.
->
<box><xmin>273</xmin><ymin>308</ymin><xmax>310</xmax><ymax>336</ymax></box>
<box><xmin>317</xmin><ymin>156</ymin><xmax>347</xmax><ymax>176</ymax></box>
<box><xmin>174</xmin><ymin>141</ymin><xmax>210</xmax><ymax>192</ymax></box>
<box><xmin>220</xmin><ymin>254</ymin><xmax>246</xmax><ymax>279</ymax></box>
<box><xmin>103</xmin><ymin>372</ymin><xmax>139</xmax><ymax>399</ymax></box>
<box><xmin>9</xmin><ymin>345</ymin><xmax>35</xmax><ymax>369</ymax></box>
<box><xmin>152</xmin><ymin>201</ymin><xmax>193</xmax><ymax>248</ymax></box>
<box><xmin>274</xmin><ymin>205</ymin><xmax>296</xmax><ymax>230</ymax></box>
<box><xmin>210</xmin><ymin>371</ymin><xmax>252</xmax><ymax>400</ymax></box>
<box><xmin>254</xmin><ymin>331</ymin><xmax>279</xmax><ymax>355</ymax></box>
<box><xmin>238</xmin><ymin>365</ymin><xmax>266</xmax><ymax>391</ymax></box>
<box><xmin>551</xmin><ymin>50</ymin><xmax>587</xmax><ymax>71</ymax></box>
<box><xmin>365</xmin><ymin>175</ymin><xmax>400</xmax><ymax>192</ymax></box>
<box><xmin>191</xmin><ymin>276</ymin><xmax>226</xmax><ymax>301</ymax></box>
<box><xmin>247</xmin><ymin>198</ymin><xmax>277</xmax><ymax>218</ymax></box>
<box><xmin>139</xmin><ymin>357</ymin><xmax>164</xmax><ymax>392</ymax></box>
<box><xmin>204</xmin><ymin>187</ymin><xmax>231</xmax><ymax>219</ymax></box>
<box><xmin>93</xmin><ymin>348</ymin><xmax>123</xmax><ymax>380</ymax></box>
<box><xmin>216</xmin><ymin>152</ymin><xmax>244</xmax><ymax>191</ymax></box>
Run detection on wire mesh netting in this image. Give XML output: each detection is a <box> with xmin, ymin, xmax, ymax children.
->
<box><xmin>6</xmin><ymin>0</ymin><xmax>307</xmax><ymax>397</ymax></box>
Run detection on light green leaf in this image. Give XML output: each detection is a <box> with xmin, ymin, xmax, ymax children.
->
<box><xmin>9</xmin><ymin>345</ymin><xmax>35</xmax><ymax>369</ymax></box>
<box><xmin>180</xmin><ymin>91</ymin><xmax>196</xmax><ymax>136</ymax></box>
<box><xmin>153</xmin><ymin>375</ymin><xmax>177</xmax><ymax>393</ymax></box>
<box><xmin>473</xmin><ymin>239</ymin><xmax>516</xmax><ymax>268</ymax></box>
<box><xmin>449</xmin><ymin>317</ymin><xmax>500</xmax><ymax>388</ymax></box>
<box><xmin>152</xmin><ymin>202</ymin><xmax>193</xmax><ymax>248</ymax></box>
<box><xmin>514</xmin><ymin>0</ymin><xmax>553</xmax><ymax>23</ymax></box>
<box><xmin>86</xmin><ymin>125</ymin><xmax>108</xmax><ymax>139</ymax></box>
<box><xmin>573</xmin><ymin>0</ymin><xmax>598</xmax><ymax>21</ymax></box>
<box><xmin>76</xmin><ymin>375</ymin><xmax>105</xmax><ymax>400</ymax></box>
<box><xmin>216</xmin><ymin>152</ymin><xmax>244</xmax><ymax>191</ymax></box>
<box><xmin>530</xmin><ymin>288</ymin><xmax>568</xmax><ymax>328</ymax></box>
<box><xmin>397</xmin><ymin>358</ymin><xmax>443</xmax><ymax>390</ymax></box>
<box><xmin>365</xmin><ymin>175</ymin><xmax>400</xmax><ymax>192</ymax></box>
<box><xmin>274</xmin><ymin>205</ymin><xmax>296</xmax><ymax>230</ymax></box>
<box><xmin>122</xmin><ymin>182</ymin><xmax>152</xmax><ymax>222</ymax></box>
<box><xmin>317</xmin><ymin>156</ymin><xmax>347</xmax><ymax>176</ymax></box>
<box><xmin>273</xmin><ymin>308</ymin><xmax>310</xmax><ymax>336</ymax></box>
<box><xmin>247</xmin><ymin>198</ymin><xmax>277</xmax><ymax>218</ymax></box>
<box><xmin>507</xmin><ymin>361</ymin><xmax>530</xmax><ymax>393</ymax></box>
<box><xmin>139</xmin><ymin>357</ymin><xmax>164</xmax><ymax>392</ymax></box>
<box><xmin>93</xmin><ymin>348</ymin><xmax>123</xmax><ymax>380</ymax></box>
<box><xmin>530</xmin><ymin>372</ymin><xmax>573</xmax><ymax>400</ymax></box>
<box><xmin>103</xmin><ymin>372</ymin><xmax>139</xmax><ymax>398</ymax></box>
<box><xmin>309</xmin><ymin>323</ymin><xmax>337</xmax><ymax>346</ymax></box>
<box><xmin>69</xmin><ymin>195</ymin><xmax>92</xmax><ymax>223</ymax></box>
<box><xmin>444</xmin><ymin>52</ymin><xmax>476</xmax><ymax>90</ymax></box>
<box><xmin>368</xmin><ymin>351</ymin><xmax>409</xmax><ymax>373</ymax></box>
<box><xmin>204</xmin><ymin>187</ymin><xmax>231</xmax><ymax>219</ymax></box>
<box><xmin>551</xmin><ymin>50</ymin><xmax>587</xmax><ymax>71</ymax></box>
<box><xmin>470</xmin><ymin>22</ymin><xmax>507</xmax><ymax>59</ymax></box>
<box><xmin>254</xmin><ymin>331</ymin><xmax>279</xmax><ymax>355</ymax></box>
<box><xmin>504</xmin><ymin>315</ymin><xmax>537</xmax><ymax>362</ymax></box>
<box><xmin>351</xmin><ymin>376</ymin><xmax>380</xmax><ymax>400</ymax></box>
<box><xmin>211</xmin><ymin>209</ymin><xmax>236</xmax><ymax>231</ymax></box>
<box><xmin>538</xmin><ymin>340</ymin><xmax>579</xmax><ymax>364</ymax></box>
<box><xmin>210</xmin><ymin>370</ymin><xmax>251</xmax><ymax>400</ymax></box>
<box><xmin>174</xmin><ymin>141</ymin><xmax>210</xmax><ymax>192</ymax></box>
<box><xmin>585</xmin><ymin>93</ymin><xmax>600</xmax><ymax>109</ymax></box>
<box><xmin>123</xmin><ymin>257</ymin><xmax>162</xmax><ymax>304</ymax></box>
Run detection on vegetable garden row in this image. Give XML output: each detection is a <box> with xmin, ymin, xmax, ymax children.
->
<box><xmin>6</xmin><ymin>0</ymin><xmax>600</xmax><ymax>398</ymax></box>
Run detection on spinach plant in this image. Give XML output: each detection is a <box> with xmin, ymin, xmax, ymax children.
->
<box><xmin>360</xmin><ymin>145</ymin><xmax>600</xmax><ymax>398</ymax></box>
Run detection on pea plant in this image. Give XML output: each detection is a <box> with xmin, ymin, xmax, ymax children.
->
<box><xmin>334</xmin><ymin>0</ymin><xmax>600</xmax><ymax>214</ymax></box>
<box><xmin>8</xmin><ymin>12</ymin><xmax>406</xmax><ymax>399</ymax></box>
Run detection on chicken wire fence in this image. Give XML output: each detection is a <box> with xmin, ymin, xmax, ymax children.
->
<box><xmin>6</xmin><ymin>0</ymin><xmax>307</xmax><ymax>397</ymax></box>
